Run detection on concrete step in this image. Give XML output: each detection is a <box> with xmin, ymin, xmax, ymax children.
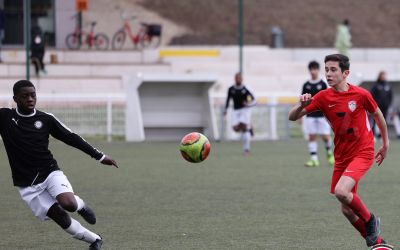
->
<box><xmin>2</xmin><ymin>49</ymin><xmax>160</xmax><ymax>64</ymax></box>
<box><xmin>0</xmin><ymin>63</ymin><xmax>171</xmax><ymax>77</ymax></box>
<box><xmin>4</xmin><ymin>48</ymin><xmax>400</xmax><ymax>66</ymax></box>
<box><xmin>0</xmin><ymin>76</ymin><xmax>123</xmax><ymax>94</ymax></box>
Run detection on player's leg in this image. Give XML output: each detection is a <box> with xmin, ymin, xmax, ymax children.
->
<box><xmin>231</xmin><ymin>109</ymin><xmax>241</xmax><ymax>133</ymax></box>
<box><xmin>341</xmin><ymin>203</ymin><xmax>366</xmax><ymax>238</ymax></box>
<box><xmin>321</xmin><ymin>134</ymin><xmax>334</xmax><ymax>165</ymax></box>
<box><xmin>18</xmin><ymin>177</ymin><xmax>102</xmax><ymax>249</ymax></box>
<box><xmin>334</xmin><ymin>177</ymin><xmax>377</xmax><ymax>246</ymax></box>
<box><xmin>46</xmin><ymin>171</ymin><xmax>103</xmax><ymax>248</ymax></box>
<box><xmin>46</xmin><ymin>171</ymin><xmax>96</xmax><ymax>224</ymax></box>
<box><xmin>31</xmin><ymin>57</ymin><xmax>40</xmax><ymax>76</ymax></box>
<box><xmin>318</xmin><ymin>117</ymin><xmax>334</xmax><ymax>165</ymax></box>
<box><xmin>334</xmin><ymin>176</ymin><xmax>371</xmax><ymax>222</ymax></box>
<box><xmin>249</xmin><ymin>124</ymin><xmax>254</xmax><ymax>137</ymax></box>
<box><xmin>305</xmin><ymin>134</ymin><xmax>319</xmax><ymax>167</ymax></box>
<box><xmin>239</xmin><ymin>108</ymin><xmax>252</xmax><ymax>154</ymax></box>
<box><xmin>232</xmin><ymin>124</ymin><xmax>240</xmax><ymax>132</ymax></box>
<box><xmin>341</xmin><ymin>202</ymin><xmax>386</xmax><ymax>246</ymax></box>
<box><xmin>56</xmin><ymin>192</ymin><xmax>96</xmax><ymax>224</ymax></box>
<box><xmin>240</xmin><ymin>123</ymin><xmax>251</xmax><ymax>155</ymax></box>
<box><xmin>334</xmin><ymin>157</ymin><xmax>383</xmax><ymax>246</ymax></box>
<box><xmin>331</xmin><ymin>167</ymin><xmax>384</xmax><ymax>246</ymax></box>
<box><xmin>46</xmin><ymin>203</ymin><xmax>102</xmax><ymax>245</ymax></box>
<box><xmin>304</xmin><ymin>117</ymin><xmax>319</xmax><ymax>167</ymax></box>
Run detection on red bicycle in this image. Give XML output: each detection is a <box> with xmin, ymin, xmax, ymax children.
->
<box><xmin>65</xmin><ymin>21</ymin><xmax>109</xmax><ymax>50</ymax></box>
<box><xmin>112</xmin><ymin>14</ymin><xmax>162</xmax><ymax>50</ymax></box>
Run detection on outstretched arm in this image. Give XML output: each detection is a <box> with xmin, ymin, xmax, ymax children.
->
<box><xmin>373</xmin><ymin>108</ymin><xmax>390</xmax><ymax>166</ymax></box>
<box><xmin>288</xmin><ymin>93</ymin><xmax>312</xmax><ymax>121</ymax></box>
<box><xmin>49</xmin><ymin>114</ymin><xmax>118</xmax><ymax>168</ymax></box>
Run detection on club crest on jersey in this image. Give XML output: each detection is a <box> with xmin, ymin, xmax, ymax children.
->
<box><xmin>34</xmin><ymin>120</ymin><xmax>43</xmax><ymax>129</ymax></box>
<box><xmin>348</xmin><ymin>100</ymin><xmax>357</xmax><ymax>112</ymax></box>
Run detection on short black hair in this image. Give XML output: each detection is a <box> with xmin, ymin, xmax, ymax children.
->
<box><xmin>324</xmin><ymin>54</ymin><xmax>350</xmax><ymax>72</ymax></box>
<box><xmin>13</xmin><ymin>80</ymin><xmax>35</xmax><ymax>96</ymax></box>
<box><xmin>308</xmin><ymin>61</ymin><xmax>320</xmax><ymax>70</ymax></box>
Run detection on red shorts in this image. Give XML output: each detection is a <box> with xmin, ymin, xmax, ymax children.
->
<box><xmin>330</xmin><ymin>155</ymin><xmax>374</xmax><ymax>194</ymax></box>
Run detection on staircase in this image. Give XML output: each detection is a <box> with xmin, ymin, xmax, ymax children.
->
<box><xmin>1</xmin><ymin>47</ymin><xmax>400</xmax><ymax>98</ymax></box>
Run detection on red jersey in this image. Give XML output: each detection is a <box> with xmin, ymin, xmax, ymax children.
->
<box><xmin>305</xmin><ymin>84</ymin><xmax>378</xmax><ymax>165</ymax></box>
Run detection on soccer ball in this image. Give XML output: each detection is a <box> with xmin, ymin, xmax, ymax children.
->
<box><xmin>179</xmin><ymin>132</ymin><xmax>211</xmax><ymax>163</ymax></box>
<box><xmin>370</xmin><ymin>244</ymin><xmax>394</xmax><ymax>250</ymax></box>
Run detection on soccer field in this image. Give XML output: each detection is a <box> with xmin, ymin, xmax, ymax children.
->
<box><xmin>0</xmin><ymin>139</ymin><xmax>399</xmax><ymax>250</ymax></box>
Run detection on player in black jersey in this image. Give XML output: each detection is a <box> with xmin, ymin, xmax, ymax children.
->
<box><xmin>224</xmin><ymin>73</ymin><xmax>256</xmax><ymax>155</ymax></box>
<box><xmin>301</xmin><ymin>61</ymin><xmax>334</xmax><ymax>167</ymax></box>
<box><xmin>0</xmin><ymin>80</ymin><xmax>118</xmax><ymax>250</ymax></box>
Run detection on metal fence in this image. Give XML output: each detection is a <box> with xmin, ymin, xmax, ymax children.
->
<box><xmin>0</xmin><ymin>94</ymin><xmax>302</xmax><ymax>141</ymax></box>
<box><xmin>0</xmin><ymin>94</ymin><xmax>125</xmax><ymax>141</ymax></box>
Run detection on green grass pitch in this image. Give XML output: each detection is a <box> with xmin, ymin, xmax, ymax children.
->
<box><xmin>0</xmin><ymin>139</ymin><xmax>399</xmax><ymax>249</ymax></box>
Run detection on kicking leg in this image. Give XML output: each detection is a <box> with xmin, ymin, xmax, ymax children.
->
<box><xmin>46</xmin><ymin>203</ymin><xmax>102</xmax><ymax>246</ymax></box>
<box><xmin>56</xmin><ymin>192</ymin><xmax>97</xmax><ymax>224</ymax></box>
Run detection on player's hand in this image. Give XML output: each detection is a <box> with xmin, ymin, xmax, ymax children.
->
<box><xmin>375</xmin><ymin>145</ymin><xmax>388</xmax><ymax>166</ymax></box>
<box><xmin>101</xmin><ymin>155</ymin><xmax>119</xmax><ymax>168</ymax></box>
<box><xmin>299</xmin><ymin>93</ymin><xmax>312</xmax><ymax>108</ymax></box>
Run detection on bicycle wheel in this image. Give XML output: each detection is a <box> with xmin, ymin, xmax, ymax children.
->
<box><xmin>141</xmin><ymin>34</ymin><xmax>161</xmax><ymax>49</ymax></box>
<box><xmin>65</xmin><ymin>33</ymin><xmax>81</xmax><ymax>49</ymax></box>
<box><xmin>112</xmin><ymin>30</ymin><xmax>126</xmax><ymax>50</ymax></box>
<box><xmin>94</xmin><ymin>33</ymin><xmax>109</xmax><ymax>50</ymax></box>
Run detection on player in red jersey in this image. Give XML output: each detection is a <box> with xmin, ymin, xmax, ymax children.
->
<box><xmin>289</xmin><ymin>54</ymin><xmax>391</xmax><ymax>248</ymax></box>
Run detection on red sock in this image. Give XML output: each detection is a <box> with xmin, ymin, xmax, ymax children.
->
<box><xmin>348</xmin><ymin>193</ymin><xmax>371</xmax><ymax>222</ymax></box>
<box><xmin>352</xmin><ymin>218</ymin><xmax>367</xmax><ymax>238</ymax></box>
<box><xmin>351</xmin><ymin>219</ymin><xmax>383</xmax><ymax>244</ymax></box>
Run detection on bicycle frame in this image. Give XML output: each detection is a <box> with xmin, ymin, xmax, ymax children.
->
<box><xmin>71</xmin><ymin>23</ymin><xmax>97</xmax><ymax>47</ymax></box>
<box><xmin>121</xmin><ymin>19</ymin><xmax>147</xmax><ymax>45</ymax></box>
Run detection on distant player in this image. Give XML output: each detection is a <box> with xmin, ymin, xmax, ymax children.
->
<box><xmin>224</xmin><ymin>72</ymin><xmax>256</xmax><ymax>155</ymax></box>
<box><xmin>370</xmin><ymin>71</ymin><xmax>392</xmax><ymax>137</ymax></box>
<box><xmin>301</xmin><ymin>61</ymin><xmax>334</xmax><ymax>167</ymax></box>
<box><xmin>289</xmin><ymin>54</ymin><xmax>391</xmax><ymax>248</ymax></box>
<box><xmin>0</xmin><ymin>80</ymin><xmax>118</xmax><ymax>250</ymax></box>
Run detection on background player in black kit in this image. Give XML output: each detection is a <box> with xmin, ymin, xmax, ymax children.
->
<box><xmin>301</xmin><ymin>61</ymin><xmax>334</xmax><ymax>167</ymax></box>
<box><xmin>0</xmin><ymin>80</ymin><xmax>118</xmax><ymax>250</ymax></box>
<box><xmin>370</xmin><ymin>71</ymin><xmax>392</xmax><ymax>138</ymax></box>
<box><xmin>224</xmin><ymin>73</ymin><xmax>256</xmax><ymax>155</ymax></box>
